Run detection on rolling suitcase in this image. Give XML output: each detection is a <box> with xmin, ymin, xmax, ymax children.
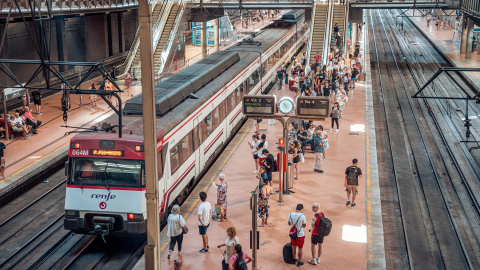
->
<box><xmin>283</xmin><ymin>242</ymin><xmax>293</xmax><ymax>264</ymax></box>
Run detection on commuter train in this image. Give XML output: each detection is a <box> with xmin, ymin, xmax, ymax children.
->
<box><xmin>64</xmin><ymin>11</ymin><xmax>308</xmax><ymax>235</ymax></box>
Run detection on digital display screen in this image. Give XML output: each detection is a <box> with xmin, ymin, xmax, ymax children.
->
<box><xmin>296</xmin><ymin>97</ymin><xmax>330</xmax><ymax>117</ymax></box>
<box><xmin>90</xmin><ymin>149</ymin><xmax>124</xmax><ymax>157</ymax></box>
<box><xmin>243</xmin><ymin>95</ymin><xmax>276</xmax><ymax>116</ymax></box>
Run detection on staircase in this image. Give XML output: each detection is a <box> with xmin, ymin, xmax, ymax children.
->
<box><xmin>130</xmin><ymin>4</ymin><xmax>167</xmax><ymax>77</ymax></box>
<box><xmin>153</xmin><ymin>5</ymin><xmax>180</xmax><ymax>74</ymax></box>
<box><xmin>308</xmin><ymin>4</ymin><xmax>328</xmax><ymax>64</ymax></box>
<box><xmin>330</xmin><ymin>4</ymin><xmax>347</xmax><ymax>50</ymax></box>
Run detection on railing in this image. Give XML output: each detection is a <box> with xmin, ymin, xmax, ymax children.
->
<box><xmin>323</xmin><ymin>0</ymin><xmax>334</xmax><ymax>64</ymax></box>
<box><xmin>350</xmin><ymin>0</ymin><xmax>448</xmax><ymax>3</ymax></box>
<box><xmin>155</xmin><ymin>1</ymin><xmax>185</xmax><ymax>75</ymax></box>
<box><xmin>152</xmin><ymin>3</ymin><xmax>175</xmax><ymax>57</ymax></box>
<box><xmin>115</xmin><ymin>0</ymin><xmax>172</xmax><ymax>78</ymax></box>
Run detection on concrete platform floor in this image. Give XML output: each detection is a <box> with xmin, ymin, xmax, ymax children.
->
<box><xmin>135</xmin><ymin>39</ymin><xmax>377</xmax><ymax>269</ymax></box>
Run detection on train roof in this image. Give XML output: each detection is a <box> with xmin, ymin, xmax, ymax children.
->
<box><xmin>72</xmin><ymin>24</ymin><xmax>295</xmax><ymax>142</ymax></box>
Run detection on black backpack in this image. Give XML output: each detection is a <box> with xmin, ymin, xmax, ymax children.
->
<box><xmin>315</xmin><ymin>213</ymin><xmax>332</xmax><ymax>236</ymax></box>
<box><xmin>346</xmin><ymin>166</ymin><xmax>358</xmax><ymax>185</ymax></box>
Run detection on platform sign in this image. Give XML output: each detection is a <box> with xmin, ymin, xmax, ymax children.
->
<box><xmin>296</xmin><ymin>97</ymin><xmax>330</xmax><ymax>118</ymax></box>
<box><xmin>243</xmin><ymin>95</ymin><xmax>277</xmax><ymax>116</ymax></box>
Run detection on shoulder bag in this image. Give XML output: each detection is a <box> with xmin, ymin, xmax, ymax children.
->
<box><xmin>179</xmin><ymin>216</ymin><xmax>188</xmax><ymax>234</ymax></box>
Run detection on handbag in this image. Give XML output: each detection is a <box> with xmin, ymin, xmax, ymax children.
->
<box><xmin>258</xmin><ymin>198</ymin><xmax>268</xmax><ymax>206</ymax></box>
<box><xmin>215</xmin><ymin>204</ymin><xmax>224</xmax><ymax>215</ymax></box>
<box><xmin>179</xmin><ymin>216</ymin><xmax>188</xmax><ymax>234</ymax></box>
<box><xmin>300</xmin><ymin>153</ymin><xmax>305</xmax><ymax>163</ymax></box>
<box><xmin>323</xmin><ymin>139</ymin><xmax>329</xmax><ymax>149</ymax></box>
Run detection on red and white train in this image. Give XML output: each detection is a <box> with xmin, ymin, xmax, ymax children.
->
<box><xmin>64</xmin><ymin>11</ymin><xmax>308</xmax><ymax>235</ymax></box>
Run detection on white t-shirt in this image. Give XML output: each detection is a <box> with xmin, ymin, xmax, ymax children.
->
<box><xmin>198</xmin><ymin>201</ymin><xmax>212</xmax><ymax>226</ymax></box>
<box><xmin>258</xmin><ymin>140</ymin><xmax>268</xmax><ymax>157</ymax></box>
<box><xmin>12</xmin><ymin>116</ymin><xmax>23</xmax><ymax>126</ymax></box>
<box><xmin>251</xmin><ymin>140</ymin><xmax>259</xmax><ymax>155</ymax></box>
<box><xmin>166</xmin><ymin>214</ymin><xmax>185</xmax><ymax>237</ymax></box>
<box><xmin>288</xmin><ymin>212</ymin><xmax>307</xmax><ymax>237</ymax></box>
<box><xmin>318</xmin><ymin>130</ymin><xmax>327</xmax><ymax>140</ymax></box>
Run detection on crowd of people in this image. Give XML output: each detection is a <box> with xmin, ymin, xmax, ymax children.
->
<box><xmin>164</xmin><ymin>37</ymin><xmax>366</xmax><ymax>268</ymax></box>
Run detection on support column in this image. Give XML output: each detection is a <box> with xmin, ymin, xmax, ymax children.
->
<box><xmin>465</xmin><ymin>18</ymin><xmax>474</xmax><ymax>58</ymax></box>
<box><xmin>477</xmin><ymin>38</ymin><xmax>480</xmax><ymax>55</ymax></box>
<box><xmin>118</xmin><ymin>12</ymin><xmax>125</xmax><ymax>53</ymax></box>
<box><xmin>214</xmin><ymin>18</ymin><xmax>220</xmax><ymax>51</ymax></box>
<box><xmin>201</xmin><ymin>21</ymin><xmax>207</xmax><ymax>58</ymax></box>
<box><xmin>55</xmin><ymin>18</ymin><xmax>67</xmax><ymax>72</ymax></box>
<box><xmin>460</xmin><ymin>15</ymin><xmax>468</xmax><ymax>54</ymax></box>
<box><xmin>107</xmin><ymin>13</ymin><xmax>113</xmax><ymax>57</ymax></box>
<box><xmin>351</xmin><ymin>23</ymin><xmax>358</xmax><ymax>54</ymax></box>
<box><xmin>139</xmin><ymin>0</ymin><xmax>161</xmax><ymax>269</ymax></box>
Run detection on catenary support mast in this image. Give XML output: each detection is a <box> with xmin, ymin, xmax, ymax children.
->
<box><xmin>139</xmin><ymin>0</ymin><xmax>161</xmax><ymax>269</ymax></box>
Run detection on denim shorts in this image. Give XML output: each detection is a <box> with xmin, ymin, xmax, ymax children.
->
<box><xmin>198</xmin><ymin>224</ymin><xmax>209</xmax><ymax>235</ymax></box>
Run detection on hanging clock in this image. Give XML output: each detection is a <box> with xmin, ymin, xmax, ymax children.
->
<box><xmin>277</xmin><ymin>97</ymin><xmax>295</xmax><ymax>114</ymax></box>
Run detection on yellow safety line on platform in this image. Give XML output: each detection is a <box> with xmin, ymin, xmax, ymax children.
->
<box><xmin>160</xmin><ymin>125</ymin><xmax>251</xmax><ymax>253</ymax></box>
<box><xmin>0</xmin><ymin>142</ymin><xmax>69</xmax><ymax>184</ymax></box>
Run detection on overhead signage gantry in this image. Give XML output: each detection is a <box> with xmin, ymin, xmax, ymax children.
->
<box><xmin>242</xmin><ymin>94</ymin><xmax>331</xmax><ymax>200</ymax></box>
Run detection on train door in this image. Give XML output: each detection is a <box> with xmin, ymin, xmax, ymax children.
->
<box><xmin>193</xmin><ymin>117</ymin><xmax>203</xmax><ymax>175</ymax></box>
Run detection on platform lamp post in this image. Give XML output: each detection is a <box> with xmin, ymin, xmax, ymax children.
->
<box><xmin>139</xmin><ymin>0</ymin><xmax>161</xmax><ymax>269</ymax></box>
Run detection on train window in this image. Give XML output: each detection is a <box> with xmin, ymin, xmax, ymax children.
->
<box><xmin>226</xmin><ymin>88</ymin><xmax>237</xmax><ymax>113</ymax></box>
<box><xmin>157</xmin><ymin>152</ymin><xmax>163</xmax><ymax>180</ymax></box>
<box><xmin>202</xmin><ymin>113</ymin><xmax>214</xmax><ymax>138</ymax></box>
<box><xmin>170</xmin><ymin>144</ymin><xmax>180</xmax><ymax>174</ymax></box>
<box><xmin>180</xmin><ymin>131</ymin><xmax>194</xmax><ymax>163</ymax></box>
<box><xmin>69</xmin><ymin>158</ymin><xmax>143</xmax><ymax>187</ymax></box>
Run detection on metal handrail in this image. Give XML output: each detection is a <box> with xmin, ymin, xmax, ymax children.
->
<box><xmin>115</xmin><ymin>0</ymin><xmax>169</xmax><ymax>78</ymax></box>
<box><xmin>155</xmin><ymin>1</ymin><xmax>185</xmax><ymax>75</ymax></box>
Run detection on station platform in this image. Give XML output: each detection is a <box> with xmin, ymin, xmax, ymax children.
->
<box><xmin>133</xmin><ymin>27</ymin><xmax>385</xmax><ymax>269</ymax></box>
<box><xmin>407</xmin><ymin>10</ymin><xmax>480</xmax><ymax>84</ymax></box>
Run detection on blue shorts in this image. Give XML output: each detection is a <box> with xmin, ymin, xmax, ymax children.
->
<box><xmin>199</xmin><ymin>224</ymin><xmax>209</xmax><ymax>235</ymax></box>
<box><xmin>350</xmin><ymin>78</ymin><xmax>355</xmax><ymax>81</ymax></box>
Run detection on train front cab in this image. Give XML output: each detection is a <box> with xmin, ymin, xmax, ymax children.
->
<box><xmin>64</xmin><ymin>138</ymin><xmax>158</xmax><ymax>236</ymax></box>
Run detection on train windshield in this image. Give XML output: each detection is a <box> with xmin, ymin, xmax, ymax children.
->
<box><xmin>69</xmin><ymin>158</ymin><xmax>144</xmax><ymax>188</ymax></box>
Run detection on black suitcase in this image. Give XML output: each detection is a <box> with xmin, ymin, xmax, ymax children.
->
<box><xmin>283</xmin><ymin>242</ymin><xmax>293</xmax><ymax>264</ymax></box>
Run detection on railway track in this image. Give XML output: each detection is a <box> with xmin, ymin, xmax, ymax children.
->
<box><xmin>0</xmin><ymin>170</ymin><xmax>144</xmax><ymax>270</ymax></box>
<box><xmin>369</xmin><ymin>9</ymin><xmax>480</xmax><ymax>269</ymax></box>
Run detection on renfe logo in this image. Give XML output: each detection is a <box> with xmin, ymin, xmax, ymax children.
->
<box><xmin>91</xmin><ymin>193</ymin><xmax>116</xmax><ymax>201</ymax></box>
<box><xmin>99</xmin><ymin>202</ymin><xmax>107</xmax><ymax>209</ymax></box>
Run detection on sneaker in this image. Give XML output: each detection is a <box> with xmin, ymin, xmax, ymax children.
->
<box><xmin>297</xmin><ymin>261</ymin><xmax>304</xmax><ymax>267</ymax></box>
<box><xmin>346</xmin><ymin>200</ymin><xmax>351</xmax><ymax>206</ymax></box>
<box><xmin>292</xmin><ymin>259</ymin><xmax>298</xmax><ymax>265</ymax></box>
<box><xmin>316</xmin><ymin>257</ymin><xmax>321</xmax><ymax>264</ymax></box>
<box><xmin>178</xmin><ymin>251</ymin><xmax>183</xmax><ymax>256</ymax></box>
<box><xmin>308</xmin><ymin>259</ymin><xmax>317</xmax><ymax>265</ymax></box>
<box><xmin>314</xmin><ymin>169</ymin><xmax>320</xmax><ymax>172</ymax></box>
<box><xmin>38</xmin><ymin>112</ymin><xmax>42</xmax><ymax>115</ymax></box>
<box><xmin>351</xmin><ymin>203</ymin><xmax>356</xmax><ymax>207</ymax></box>
<box><xmin>199</xmin><ymin>248</ymin><xmax>209</xmax><ymax>253</ymax></box>
<box><xmin>335</xmin><ymin>129</ymin><xmax>339</xmax><ymax>132</ymax></box>
<box><xmin>253</xmin><ymin>170</ymin><xmax>258</xmax><ymax>174</ymax></box>
<box><xmin>167</xmin><ymin>251</ymin><xmax>172</xmax><ymax>260</ymax></box>
<box><xmin>330</xmin><ymin>128</ymin><xmax>333</xmax><ymax>131</ymax></box>
<box><xmin>318</xmin><ymin>170</ymin><xmax>324</xmax><ymax>173</ymax></box>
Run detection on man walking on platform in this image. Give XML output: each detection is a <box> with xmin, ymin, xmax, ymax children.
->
<box><xmin>197</xmin><ymin>191</ymin><xmax>212</xmax><ymax>252</ymax></box>
<box><xmin>313</xmin><ymin>131</ymin><xmax>324</xmax><ymax>173</ymax></box>
<box><xmin>308</xmin><ymin>203</ymin><xmax>324</xmax><ymax>265</ymax></box>
<box><xmin>344</xmin><ymin>158</ymin><xmax>362</xmax><ymax>207</ymax></box>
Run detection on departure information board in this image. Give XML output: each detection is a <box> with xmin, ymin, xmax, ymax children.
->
<box><xmin>243</xmin><ymin>95</ymin><xmax>277</xmax><ymax>116</ymax></box>
<box><xmin>296</xmin><ymin>97</ymin><xmax>330</xmax><ymax>117</ymax></box>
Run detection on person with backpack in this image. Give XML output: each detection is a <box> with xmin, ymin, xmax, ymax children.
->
<box><xmin>345</xmin><ymin>158</ymin><xmax>363</xmax><ymax>207</ymax></box>
<box><xmin>307</xmin><ymin>203</ymin><xmax>328</xmax><ymax>265</ymax></box>
<box><xmin>287</xmin><ymin>204</ymin><xmax>307</xmax><ymax>266</ymax></box>
<box><xmin>230</xmin><ymin>244</ymin><xmax>253</xmax><ymax>270</ymax></box>
<box><xmin>262</xmin><ymin>149</ymin><xmax>275</xmax><ymax>184</ymax></box>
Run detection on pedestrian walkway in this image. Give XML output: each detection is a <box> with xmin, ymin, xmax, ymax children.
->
<box><xmin>407</xmin><ymin>11</ymin><xmax>480</xmax><ymax>84</ymax></box>
<box><xmin>134</xmin><ymin>23</ymin><xmax>379</xmax><ymax>270</ymax></box>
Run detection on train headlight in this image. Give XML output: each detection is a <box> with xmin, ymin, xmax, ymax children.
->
<box><xmin>127</xmin><ymin>214</ymin><xmax>144</xmax><ymax>221</ymax></box>
<box><xmin>65</xmin><ymin>210</ymin><xmax>79</xmax><ymax>217</ymax></box>
<box><xmin>70</xmin><ymin>142</ymin><xmax>80</xmax><ymax>149</ymax></box>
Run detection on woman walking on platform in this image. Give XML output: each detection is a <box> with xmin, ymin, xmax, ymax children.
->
<box><xmin>166</xmin><ymin>205</ymin><xmax>186</xmax><ymax>260</ymax></box>
<box><xmin>89</xmin><ymin>83</ymin><xmax>97</xmax><ymax>108</ymax></box>
<box><xmin>124</xmin><ymin>71</ymin><xmax>134</xmax><ymax>97</ymax></box>
<box><xmin>217</xmin><ymin>227</ymin><xmax>239</xmax><ymax>270</ymax></box>
<box><xmin>258</xmin><ymin>178</ymin><xmax>273</xmax><ymax>227</ymax></box>
<box><xmin>330</xmin><ymin>102</ymin><xmax>342</xmax><ymax>132</ymax></box>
